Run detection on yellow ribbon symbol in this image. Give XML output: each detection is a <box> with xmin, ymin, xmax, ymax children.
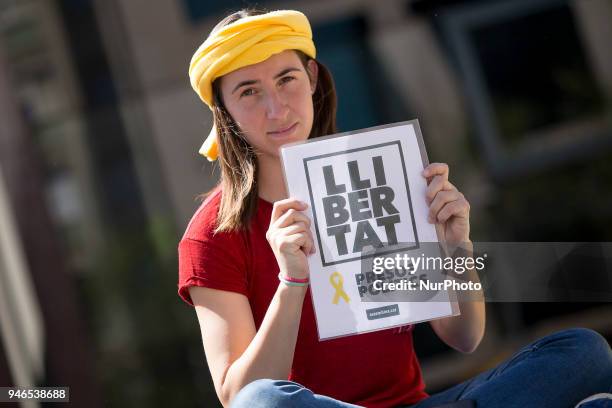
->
<box><xmin>330</xmin><ymin>271</ymin><xmax>350</xmax><ymax>304</ymax></box>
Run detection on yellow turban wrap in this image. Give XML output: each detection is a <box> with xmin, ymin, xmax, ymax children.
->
<box><xmin>188</xmin><ymin>10</ymin><xmax>317</xmax><ymax>161</ymax></box>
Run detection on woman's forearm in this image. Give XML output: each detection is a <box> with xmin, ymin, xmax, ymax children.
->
<box><xmin>431</xmin><ymin>241</ymin><xmax>486</xmax><ymax>353</ymax></box>
<box><xmin>221</xmin><ymin>283</ymin><xmax>307</xmax><ymax>405</ymax></box>
<box><xmin>432</xmin><ymin>289</ymin><xmax>486</xmax><ymax>353</ymax></box>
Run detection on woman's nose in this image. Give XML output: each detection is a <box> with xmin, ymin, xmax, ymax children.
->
<box><xmin>265</xmin><ymin>90</ymin><xmax>289</xmax><ymax>120</ymax></box>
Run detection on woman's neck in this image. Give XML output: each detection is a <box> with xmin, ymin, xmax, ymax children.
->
<box><xmin>257</xmin><ymin>155</ymin><xmax>288</xmax><ymax>203</ymax></box>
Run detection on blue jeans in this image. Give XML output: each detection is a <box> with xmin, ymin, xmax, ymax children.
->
<box><xmin>230</xmin><ymin>328</ymin><xmax>612</xmax><ymax>408</ymax></box>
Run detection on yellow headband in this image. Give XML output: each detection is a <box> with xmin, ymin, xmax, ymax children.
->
<box><xmin>188</xmin><ymin>10</ymin><xmax>316</xmax><ymax>161</ymax></box>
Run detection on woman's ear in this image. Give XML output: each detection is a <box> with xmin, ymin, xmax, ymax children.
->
<box><xmin>306</xmin><ymin>59</ymin><xmax>319</xmax><ymax>94</ymax></box>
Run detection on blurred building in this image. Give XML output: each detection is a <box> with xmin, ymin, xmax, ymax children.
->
<box><xmin>0</xmin><ymin>0</ymin><xmax>611</xmax><ymax>406</ymax></box>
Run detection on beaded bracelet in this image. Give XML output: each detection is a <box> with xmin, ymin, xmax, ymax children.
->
<box><xmin>278</xmin><ymin>272</ymin><xmax>309</xmax><ymax>287</ymax></box>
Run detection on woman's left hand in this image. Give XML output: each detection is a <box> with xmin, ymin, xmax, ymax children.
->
<box><xmin>422</xmin><ymin>163</ymin><xmax>471</xmax><ymax>248</ymax></box>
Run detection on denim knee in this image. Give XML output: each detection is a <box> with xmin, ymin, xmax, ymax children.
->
<box><xmin>562</xmin><ymin>328</ymin><xmax>610</xmax><ymax>359</ymax></box>
<box><xmin>557</xmin><ymin>328</ymin><xmax>612</xmax><ymax>384</ymax></box>
<box><xmin>230</xmin><ymin>379</ymin><xmax>306</xmax><ymax>408</ymax></box>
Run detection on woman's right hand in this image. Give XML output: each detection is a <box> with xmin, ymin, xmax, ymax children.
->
<box><xmin>266</xmin><ymin>198</ymin><xmax>315</xmax><ymax>280</ymax></box>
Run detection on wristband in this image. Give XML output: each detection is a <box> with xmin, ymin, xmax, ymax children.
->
<box><xmin>280</xmin><ymin>273</ymin><xmax>309</xmax><ymax>283</ymax></box>
<box><xmin>278</xmin><ymin>272</ymin><xmax>309</xmax><ymax>287</ymax></box>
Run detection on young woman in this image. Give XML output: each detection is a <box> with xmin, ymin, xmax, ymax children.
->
<box><xmin>178</xmin><ymin>8</ymin><xmax>612</xmax><ymax>408</ymax></box>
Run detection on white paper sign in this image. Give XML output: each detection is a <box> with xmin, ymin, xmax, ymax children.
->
<box><xmin>280</xmin><ymin>120</ymin><xmax>458</xmax><ymax>340</ymax></box>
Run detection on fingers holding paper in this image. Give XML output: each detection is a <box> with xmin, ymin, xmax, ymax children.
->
<box><xmin>267</xmin><ymin>198</ymin><xmax>316</xmax><ymax>280</ymax></box>
<box><xmin>422</xmin><ymin>163</ymin><xmax>471</xmax><ymax>247</ymax></box>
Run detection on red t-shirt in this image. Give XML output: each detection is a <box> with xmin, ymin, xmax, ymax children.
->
<box><xmin>177</xmin><ymin>188</ymin><xmax>428</xmax><ymax>407</ymax></box>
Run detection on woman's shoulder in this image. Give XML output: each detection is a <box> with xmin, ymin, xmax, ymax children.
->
<box><xmin>177</xmin><ymin>187</ymin><xmax>252</xmax><ymax>305</ymax></box>
<box><xmin>181</xmin><ymin>186</ymin><xmax>224</xmax><ymax>242</ymax></box>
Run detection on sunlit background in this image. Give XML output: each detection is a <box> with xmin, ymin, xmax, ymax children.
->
<box><xmin>0</xmin><ymin>0</ymin><xmax>611</xmax><ymax>406</ymax></box>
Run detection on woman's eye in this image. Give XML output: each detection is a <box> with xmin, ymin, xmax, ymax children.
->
<box><xmin>239</xmin><ymin>77</ymin><xmax>294</xmax><ymax>97</ymax></box>
<box><xmin>240</xmin><ymin>88</ymin><xmax>256</xmax><ymax>97</ymax></box>
<box><xmin>279</xmin><ymin>76</ymin><xmax>295</xmax><ymax>85</ymax></box>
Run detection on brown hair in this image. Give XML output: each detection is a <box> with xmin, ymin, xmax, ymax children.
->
<box><xmin>205</xmin><ymin>8</ymin><xmax>338</xmax><ymax>233</ymax></box>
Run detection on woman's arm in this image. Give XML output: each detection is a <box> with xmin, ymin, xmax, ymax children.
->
<box><xmin>429</xmin><ymin>241</ymin><xmax>486</xmax><ymax>353</ymax></box>
<box><xmin>190</xmin><ymin>283</ymin><xmax>307</xmax><ymax>407</ymax></box>
<box><xmin>190</xmin><ymin>198</ymin><xmax>314</xmax><ymax>407</ymax></box>
<box><xmin>423</xmin><ymin>163</ymin><xmax>486</xmax><ymax>353</ymax></box>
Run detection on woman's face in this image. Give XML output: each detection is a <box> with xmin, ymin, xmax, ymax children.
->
<box><xmin>219</xmin><ymin>50</ymin><xmax>318</xmax><ymax>159</ymax></box>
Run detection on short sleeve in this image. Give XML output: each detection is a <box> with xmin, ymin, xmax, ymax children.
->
<box><xmin>177</xmin><ymin>234</ymin><xmax>249</xmax><ymax>306</ymax></box>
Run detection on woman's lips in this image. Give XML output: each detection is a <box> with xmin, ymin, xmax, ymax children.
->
<box><xmin>268</xmin><ymin>122</ymin><xmax>298</xmax><ymax>137</ymax></box>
